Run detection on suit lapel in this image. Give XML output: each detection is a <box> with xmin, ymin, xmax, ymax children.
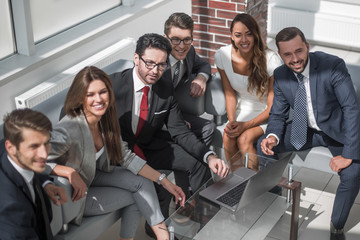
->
<box><xmin>285</xmin><ymin>67</ymin><xmax>299</xmax><ymax>107</ymax></box>
<box><xmin>184</xmin><ymin>56</ymin><xmax>191</xmax><ymax>83</ymax></box>
<box><xmin>0</xmin><ymin>153</ymin><xmax>34</xmax><ymax>204</ymax></box>
<box><xmin>123</xmin><ymin>69</ymin><xmax>136</xmax><ymax>134</ymax></box>
<box><xmin>76</xmin><ymin>114</ymin><xmax>96</xmax><ymax>183</ymax></box>
<box><xmin>309</xmin><ymin>53</ymin><xmax>318</xmax><ymax>119</ymax></box>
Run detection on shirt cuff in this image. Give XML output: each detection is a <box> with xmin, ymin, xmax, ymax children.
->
<box><xmin>42</xmin><ymin>180</ymin><xmax>53</xmax><ymax>188</ymax></box>
<box><xmin>198</xmin><ymin>72</ymin><xmax>210</xmax><ymax>82</ymax></box>
<box><xmin>266</xmin><ymin>133</ymin><xmax>280</xmax><ymax>145</ymax></box>
<box><xmin>203</xmin><ymin>150</ymin><xmax>217</xmax><ymax>164</ymax></box>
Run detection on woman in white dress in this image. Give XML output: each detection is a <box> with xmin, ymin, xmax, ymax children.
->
<box><xmin>215</xmin><ymin>14</ymin><xmax>282</xmax><ymax>170</ymax></box>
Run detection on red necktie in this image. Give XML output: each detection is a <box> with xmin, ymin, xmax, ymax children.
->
<box><xmin>134</xmin><ymin>86</ymin><xmax>149</xmax><ymax>159</ymax></box>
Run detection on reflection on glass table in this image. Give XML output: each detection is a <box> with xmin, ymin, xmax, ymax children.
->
<box><xmin>165</xmin><ymin>150</ymin><xmax>301</xmax><ymax>240</ymax></box>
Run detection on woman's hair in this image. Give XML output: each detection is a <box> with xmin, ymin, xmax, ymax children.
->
<box><xmin>64</xmin><ymin>66</ymin><xmax>122</xmax><ymax>164</ymax></box>
<box><xmin>230</xmin><ymin>13</ymin><xmax>269</xmax><ymax>98</ymax></box>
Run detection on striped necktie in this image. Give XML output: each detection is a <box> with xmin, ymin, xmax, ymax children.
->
<box><xmin>173</xmin><ymin>61</ymin><xmax>181</xmax><ymax>87</ymax></box>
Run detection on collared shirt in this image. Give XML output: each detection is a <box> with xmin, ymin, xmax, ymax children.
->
<box><xmin>292</xmin><ymin>58</ymin><xmax>321</xmax><ymax>131</ymax></box>
<box><xmin>8</xmin><ymin>155</ymin><xmax>36</xmax><ymax>203</ymax></box>
<box><xmin>169</xmin><ymin>54</ymin><xmax>209</xmax><ymax>87</ymax></box>
<box><xmin>169</xmin><ymin>55</ymin><xmax>185</xmax><ymax>87</ymax></box>
<box><xmin>131</xmin><ymin>68</ymin><xmax>216</xmax><ymax>163</ymax></box>
<box><xmin>269</xmin><ymin>57</ymin><xmax>321</xmax><ymax>144</ymax></box>
<box><xmin>7</xmin><ymin>155</ymin><xmax>52</xmax><ymax>203</ymax></box>
<box><xmin>132</xmin><ymin>68</ymin><xmax>152</xmax><ymax>134</ymax></box>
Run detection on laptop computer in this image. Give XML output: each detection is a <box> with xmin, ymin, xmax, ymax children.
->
<box><xmin>199</xmin><ymin>153</ymin><xmax>289</xmax><ymax>212</ymax></box>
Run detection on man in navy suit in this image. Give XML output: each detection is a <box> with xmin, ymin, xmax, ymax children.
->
<box><xmin>0</xmin><ymin>109</ymin><xmax>67</xmax><ymax>240</ymax></box>
<box><xmin>162</xmin><ymin>12</ymin><xmax>215</xmax><ymax>147</ymax></box>
<box><xmin>258</xmin><ymin>27</ymin><xmax>360</xmax><ymax>240</ymax></box>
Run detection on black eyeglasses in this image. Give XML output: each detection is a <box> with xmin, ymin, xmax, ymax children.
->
<box><xmin>139</xmin><ymin>56</ymin><xmax>168</xmax><ymax>71</ymax></box>
<box><xmin>166</xmin><ymin>34</ymin><xmax>193</xmax><ymax>45</ymax></box>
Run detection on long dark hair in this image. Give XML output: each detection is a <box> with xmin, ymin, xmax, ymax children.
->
<box><xmin>64</xmin><ymin>66</ymin><xmax>122</xmax><ymax>164</ymax></box>
<box><xmin>230</xmin><ymin>13</ymin><xmax>269</xmax><ymax>98</ymax></box>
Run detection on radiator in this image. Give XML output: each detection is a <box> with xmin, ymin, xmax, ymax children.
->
<box><xmin>268</xmin><ymin>5</ymin><xmax>360</xmax><ymax>49</ymax></box>
<box><xmin>15</xmin><ymin>38</ymin><xmax>135</xmax><ymax>109</ymax></box>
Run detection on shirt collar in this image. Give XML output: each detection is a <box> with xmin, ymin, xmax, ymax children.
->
<box><xmin>132</xmin><ymin>68</ymin><xmax>152</xmax><ymax>92</ymax></box>
<box><xmin>169</xmin><ymin>54</ymin><xmax>183</xmax><ymax>67</ymax></box>
<box><xmin>7</xmin><ymin>154</ymin><xmax>34</xmax><ymax>184</ymax></box>
<box><xmin>293</xmin><ymin>57</ymin><xmax>310</xmax><ymax>79</ymax></box>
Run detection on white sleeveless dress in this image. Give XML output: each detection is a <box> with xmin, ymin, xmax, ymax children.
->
<box><xmin>215</xmin><ymin>44</ymin><xmax>282</xmax><ymax>132</ymax></box>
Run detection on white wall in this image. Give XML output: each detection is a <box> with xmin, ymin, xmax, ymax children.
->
<box><xmin>268</xmin><ymin>0</ymin><xmax>360</xmax><ymax>50</ymax></box>
<box><xmin>0</xmin><ymin>0</ymin><xmax>191</xmax><ymax>130</ymax></box>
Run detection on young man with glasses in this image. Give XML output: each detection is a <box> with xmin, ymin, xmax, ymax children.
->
<box><xmin>162</xmin><ymin>12</ymin><xmax>216</xmax><ymax>147</ymax></box>
<box><xmin>109</xmin><ymin>33</ymin><xmax>229</xmax><ymax>237</ymax></box>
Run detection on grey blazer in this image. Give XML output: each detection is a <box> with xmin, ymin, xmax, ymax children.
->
<box><xmin>46</xmin><ymin>113</ymin><xmax>147</xmax><ymax>223</ymax></box>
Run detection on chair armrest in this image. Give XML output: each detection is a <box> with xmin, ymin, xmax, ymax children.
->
<box><xmin>205</xmin><ymin>72</ymin><xmax>226</xmax><ymax>116</ymax></box>
<box><xmin>52</xmin><ymin>176</ymin><xmax>86</xmax><ymax>224</ymax></box>
<box><xmin>205</xmin><ymin>72</ymin><xmax>227</xmax><ymax>126</ymax></box>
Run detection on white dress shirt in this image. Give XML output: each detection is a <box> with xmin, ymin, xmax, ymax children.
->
<box><xmin>169</xmin><ymin>54</ymin><xmax>209</xmax><ymax>87</ymax></box>
<box><xmin>295</xmin><ymin>59</ymin><xmax>321</xmax><ymax>131</ymax></box>
<box><xmin>169</xmin><ymin>55</ymin><xmax>185</xmax><ymax>87</ymax></box>
<box><xmin>8</xmin><ymin>155</ymin><xmax>36</xmax><ymax>203</ymax></box>
<box><xmin>131</xmin><ymin>68</ymin><xmax>216</xmax><ymax>163</ymax></box>
<box><xmin>269</xmin><ymin>58</ymin><xmax>321</xmax><ymax>144</ymax></box>
<box><xmin>132</xmin><ymin>68</ymin><xmax>152</xmax><ymax>134</ymax></box>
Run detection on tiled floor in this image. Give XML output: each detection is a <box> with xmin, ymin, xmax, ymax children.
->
<box><xmin>97</xmin><ymin>43</ymin><xmax>360</xmax><ymax>239</ymax></box>
<box><xmin>99</xmin><ymin>165</ymin><xmax>360</xmax><ymax>240</ymax></box>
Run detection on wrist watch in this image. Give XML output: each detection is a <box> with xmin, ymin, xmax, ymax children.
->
<box><xmin>157</xmin><ymin>173</ymin><xmax>167</xmax><ymax>185</ymax></box>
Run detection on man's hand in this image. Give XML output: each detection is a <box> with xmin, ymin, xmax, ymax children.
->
<box><xmin>44</xmin><ymin>184</ymin><xmax>68</xmax><ymax>206</ymax></box>
<box><xmin>260</xmin><ymin>136</ymin><xmax>277</xmax><ymax>155</ymax></box>
<box><xmin>185</xmin><ymin>120</ymin><xmax>191</xmax><ymax>129</ymax></box>
<box><xmin>207</xmin><ymin>154</ymin><xmax>230</xmax><ymax>178</ymax></box>
<box><xmin>330</xmin><ymin>155</ymin><xmax>352</xmax><ymax>172</ymax></box>
<box><xmin>161</xmin><ymin>178</ymin><xmax>186</xmax><ymax>207</ymax></box>
<box><xmin>190</xmin><ymin>75</ymin><xmax>207</xmax><ymax>97</ymax></box>
<box><xmin>68</xmin><ymin>171</ymin><xmax>87</xmax><ymax>202</ymax></box>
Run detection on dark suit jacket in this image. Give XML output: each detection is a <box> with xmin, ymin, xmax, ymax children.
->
<box><xmin>109</xmin><ymin>68</ymin><xmax>209</xmax><ymax>161</ymax></box>
<box><xmin>162</xmin><ymin>46</ymin><xmax>211</xmax><ymax>86</ymax></box>
<box><xmin>161</xmin><ymin>46</ymin><xmax>211</xmax><ymax>116</ymax></box>
<box><xmin>266</xmin><ymin>51</ymin><xmax>360</xmax><ymax>160</ymax></box>
<box><xmin>0</xmin><ymin>140</ymin><xmax>52</xmax><ymax>240</ymax></box>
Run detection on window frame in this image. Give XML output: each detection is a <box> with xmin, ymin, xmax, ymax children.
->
<box><xmin>0</xmin><ymin>0</ymin><xmax>167</xmax><ymax>87</ymax></box>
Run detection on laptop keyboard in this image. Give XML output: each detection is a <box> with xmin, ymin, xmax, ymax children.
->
<box><xmin>216</xmin><ymin>180</ymin><xmax>249</xmax><ymax>207</ymax></box>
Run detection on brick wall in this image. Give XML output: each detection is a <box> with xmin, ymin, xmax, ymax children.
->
<box><xmin>191</xmin><ymin>0</ymin><xmax>269</xmax><ymax>73</ymax></box>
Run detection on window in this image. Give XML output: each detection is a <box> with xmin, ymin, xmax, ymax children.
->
<box><xmin>30</xmin><ymin>0</ymin><xmax>122</xmax><ymax>43</ymax></box>
<box><xmin>0</xmin><ymin>0</ymin><xmax>15</xmax><ymax>59</ymax></box>
<box><xmin>1</xmin><ymin>0</ymin><xmax>122</xmax><ymax>60</ymax></box>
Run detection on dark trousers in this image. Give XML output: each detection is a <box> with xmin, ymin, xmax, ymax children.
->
<box><xmin>145</xmin><ymin>142</ymin><xmax>211</xmax><ymax>218</ymax></box>
<box><xmin>257</xmin><ymin>123</ymin><xmax>360</xmax><ymax>229</ymax></box>
<box><xmin>182</xmin><ymin>112</ymin><xmax>216</xmax><ymax>147</ymax></box>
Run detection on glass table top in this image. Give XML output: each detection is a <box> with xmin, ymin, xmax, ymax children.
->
<box><xmin>165</xmin><ymin>150</ymin><xmax>292</xmax><ymax>240</ymax></box>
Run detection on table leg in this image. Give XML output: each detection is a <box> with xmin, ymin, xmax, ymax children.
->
<box><xmin>279</xmin><ymin>178</ymin><xmax>302</xmax><ymax>240</ymax></box>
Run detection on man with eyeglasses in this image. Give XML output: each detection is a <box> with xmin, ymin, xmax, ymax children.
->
<box><xmin>109</xmin><ymin>33</ymin><xmax>229</xmax><ymax>238</ymax></box>
<box><xmin>162</xmin><ymin>12</ymin><xmax>216</xmax><ymax>147</ymax></box>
